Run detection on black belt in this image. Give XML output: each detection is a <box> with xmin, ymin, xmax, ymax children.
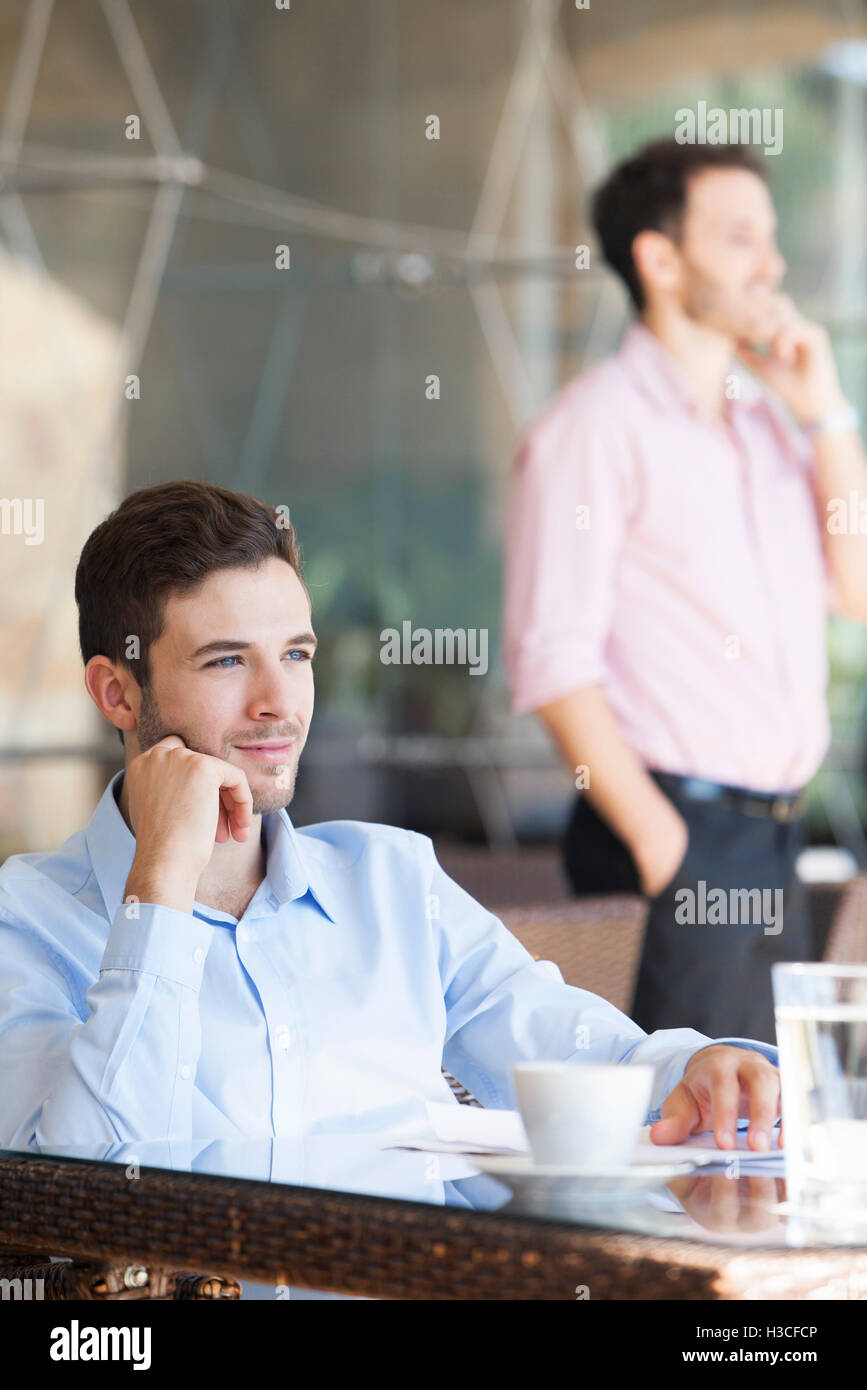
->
<box><xmin>650</xmin><ymin>770</ymin><xmax>806</xmax><ymax>824</ymax></box>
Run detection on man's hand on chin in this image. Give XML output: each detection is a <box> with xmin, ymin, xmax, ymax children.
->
<box><xmin>735</xmin><ymin>292</ymin><xmax>847</xmax><ymax>425</ymax></box>
<box><xmin>649</xmin><ymin>1044</ymin><xmax>783</xmax><ymax>1152</ymax></box>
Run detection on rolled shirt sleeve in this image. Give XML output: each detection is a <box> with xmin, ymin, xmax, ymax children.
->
<box><xmin>502</xmin><ymin>382</ymin><xmax>638</xmax><ymax>714</ymax></box>
<box><xmin>0</xmin><ymin>901</ymin><xmax>213</xmax><ymax>1149</ymax></box>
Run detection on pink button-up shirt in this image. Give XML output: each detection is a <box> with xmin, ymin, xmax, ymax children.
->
<box><xmin>503</xmin><ymin>322</ymin><xmax>831</xmax><ymax>793</ymax></box>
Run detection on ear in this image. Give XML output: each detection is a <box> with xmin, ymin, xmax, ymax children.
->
<box><xmin>631</xmin><ymin>229</ymin><xmax>682</xmax><ymax>303</ymax></box>
<box><xmin>84</xmin><ymin>656</ymin><xmax>138</xmax><ymax>739</ymax></box>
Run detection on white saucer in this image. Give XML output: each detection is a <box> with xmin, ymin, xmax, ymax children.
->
<box><xmin>471</xmin><ymin>1154</ymin><xmax>701</xmax><ymax>1184</ymax></box>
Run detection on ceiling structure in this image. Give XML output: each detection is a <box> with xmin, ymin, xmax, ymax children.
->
<box><xmin>2</xmin><ymin>0</ymin><xmax>866</xmax><ymax>850</ymax></box>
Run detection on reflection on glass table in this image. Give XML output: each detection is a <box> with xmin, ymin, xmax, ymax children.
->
<box><xmin>8</xmin><ymin>1130</ymin><xmax>859</xmax><ymax>1250</ymax></box>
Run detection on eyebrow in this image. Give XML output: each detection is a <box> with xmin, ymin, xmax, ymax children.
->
<box><xmin>728</xmin><ymin>216</ymin><xmax>777</xmax><ymax>232</ymax></box>
<box><xmin>189</xmin><ymin>633</ymin><xmax>318</xmax><ymax>660</ymax></box>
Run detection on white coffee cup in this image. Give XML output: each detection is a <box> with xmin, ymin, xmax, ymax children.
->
<box><xmin>512</xmin><ymin>1061</ymin><xmax>655</xmax><ymax>1168</ymax></box>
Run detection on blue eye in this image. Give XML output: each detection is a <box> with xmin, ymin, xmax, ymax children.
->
<box><xmin>204</xmin><ymin>650</ymin><xmax>313</xmax><ymax>668</ymax></box>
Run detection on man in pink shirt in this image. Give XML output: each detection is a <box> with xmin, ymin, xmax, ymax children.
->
<box><xmin>503</xmin><ymin>139</ymin><xmax>867</xmax><ymax>1043</ymax></box>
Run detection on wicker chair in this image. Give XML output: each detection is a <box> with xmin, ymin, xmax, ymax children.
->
<box><xmin>495</xmin><ymin>893</ymin><xmax>649</xmax><ymax>1013</ymax></box>
<box><xmin>820</xmin><ymin>872</ymin><xmax>867</xmax><ymax>963</ymax></box>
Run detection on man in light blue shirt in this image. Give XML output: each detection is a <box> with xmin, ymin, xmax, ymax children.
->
<box><xmin>0</xmin><ymin>481</ymin><xmax>783</xmax><ymax>1157</ymax></box>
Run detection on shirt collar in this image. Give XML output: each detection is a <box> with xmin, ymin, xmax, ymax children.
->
<box><xmin>618</xmin><ymin>320</ymin><xmax>763</xmax><ymax>417</ymax></box>
<box><xmin>84</xmin><ymin>770</ymin><xmax>337</xmax><ymax>924</ymax></box>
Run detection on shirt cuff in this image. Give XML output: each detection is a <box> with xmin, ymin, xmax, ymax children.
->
<box><xmin>712</xmin><ymin>1037</ymin><xmax>779</xmax><ymax>1068</ymax></box>
<box><xmin>101</xmin><ymin>903</ymin><xmax>214</xmax><ymax>991</ymax></box>
<box><xmin>644</xmin><ymin>1037</ymin><xmax>779</xmax><ymax>1126</ymax></box>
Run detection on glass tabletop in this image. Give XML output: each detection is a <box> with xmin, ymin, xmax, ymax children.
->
<box><xmin>4</xmin><ymin>1127</ymin><xmax>862</xmax><ymax>1252</ymax></box>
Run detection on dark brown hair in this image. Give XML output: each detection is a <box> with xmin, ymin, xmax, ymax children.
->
<box><xmin>75</xmin><ymin>480</ymin><xmax>305</xmax><ymax>745</ymax></box>
<box><xmin>591</xmin><ymin>138</ymin><xmax>770</xmax><ymax>311</ymax></box>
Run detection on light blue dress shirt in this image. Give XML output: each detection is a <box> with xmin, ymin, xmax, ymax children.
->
<box><xmin>0</xmin><ymin>771</ymin><xmax>778</xmax><ymax>1152</ymax></box>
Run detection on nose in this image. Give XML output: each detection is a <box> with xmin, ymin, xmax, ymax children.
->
<box><xmin>767</xmin><ymin>243</ymin><xmax>786</xmax><ymax>283</ymax></box>
<box><xmin>246</xmin><ymin>658</ymin><xmax>308</xmax><ymax>727</ymax></box>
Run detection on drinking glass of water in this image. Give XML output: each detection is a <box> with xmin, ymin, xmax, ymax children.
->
<box><xmin>773</xmin><ymin>963</ymin><xmax>867</xmax><ymax>1237</ymax></box>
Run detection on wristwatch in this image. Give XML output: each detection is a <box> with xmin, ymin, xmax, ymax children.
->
<box><xmin>802</xmin><ymin>403</ymin><xmax>861</xmax><ymax>439</ymax></box>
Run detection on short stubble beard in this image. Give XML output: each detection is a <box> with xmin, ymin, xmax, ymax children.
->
<box><xmin>680</xmin><ymin>259</ymin><xmax>779</xmax><ymax>346</ymax></box>
<box><xmin>133</xmin><ymin>682</ymin><xmax>301</xmax><ymax>815</ymax></box>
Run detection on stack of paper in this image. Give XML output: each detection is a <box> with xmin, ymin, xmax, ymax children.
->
<box><xmin>394</xmin><ymin>1102</ymin><xmax>529</xmax><ymax>1154</ymax></box>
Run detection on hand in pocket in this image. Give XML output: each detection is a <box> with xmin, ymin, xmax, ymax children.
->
<box><xmin>634</xmin><ymin>805</ymin><xmax>690</xmax><ymax>899</ymax></box>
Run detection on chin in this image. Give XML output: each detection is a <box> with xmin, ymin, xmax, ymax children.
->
<box><xmin>250</xmin><ymin>773</ymin><xmax>298</xmax><ymax>816</ymax></box>
<box><xmin>731</xmin><ymin>299</ymin><xmax>779</xmax><ymax>343</ymax></box>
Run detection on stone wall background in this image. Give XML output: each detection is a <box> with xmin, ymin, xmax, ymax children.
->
<box><xmin>0</xmin><ymin>248</ymin><xmax>122</xmax><ymax>854</ymax></box>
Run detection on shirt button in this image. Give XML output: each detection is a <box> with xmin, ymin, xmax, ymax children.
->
<box><xmin>237</xmin><ymin>926</ymin><xmax>252</xmax><ymax>944</ymax></box>
<box><xmin>192</xmin><ymin>947</ymin><xmax>205</xmax><ymax>965</ymax></box>
<box><xmin>180</xmin><ymin>1064</ymin><xmax>192</xmax><ymax>1079</ymax></box>
<box><xmin>276</xmin><ymin>1027</ymin><xmax>291</xmax><ymax>1049</ymax></box>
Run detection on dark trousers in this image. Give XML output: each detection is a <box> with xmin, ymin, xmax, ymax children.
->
<box><xmin>562</xmin><ymin>780</ymin><xmax>812</xmax><ymax>1044</ymax></box>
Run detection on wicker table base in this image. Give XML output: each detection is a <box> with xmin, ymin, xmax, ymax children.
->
<box><xmin>0</xmin><ymin>1249</ymin><xmax>240</xmax><ymax>1299</ymax></box>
